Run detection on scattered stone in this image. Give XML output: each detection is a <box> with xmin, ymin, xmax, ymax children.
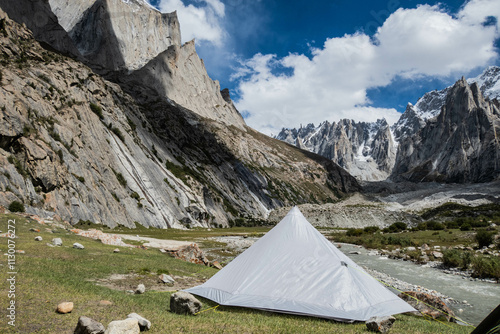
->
<box><xmin>52</xmin><ymin>238</ymin><xmax>63</xmax><ymax>246</ymax></box>
<box><xmin>29</xmin><ymin>228</ymin><xmax>40</xmax><ymax>232</ymax></box>
<box><xmin>113</xmin><ymin>248</ymin><xmax>120</xmax><ymax>253</ymax></box>
<box><xmin>349</xmin><ymin>251</ymin><xmax>361</xmax><ymax>255</ymax></box>
<box><xmin>135</xmin><ymin>284</ymin><xmax>146</xmax><ymax>294</ymax></box>
<box><xmin>73</xmin><ymin>242</ymin><xmax>85</xmax><ymax>249</ymax></box>
<box><xmin>16</xmin><ymin>250</ymin><xmax>25</xmax><ymax>254</ymax></box>
<box><xmin>126</xmin><ymin>290</ymin><xmax>135</xmax><ymax>294</ymax></box>
<box><xmin>35</xmin><ymin>236</ymin><xmax>43</xmax><ymax>241</ymax></box>
<box><xmin>104</xmin><ymin>318</ymin><xmax>140</xmax><ymax>334</ymax></box>
<box><xmin>406</xmin><ymin>247</ymin><xmax>416</xmax><ymax>251</ymax></box>
<box><xmin>211</xmin><ymin>261</ymin><xmax>223</xmax><ymax>270</ymax></box>
<box><xmin>366</xmin><ymin>316</ymin><xmax>396</xmax><ymax>333</ymax></box>
<box><xmin>165</xmin><ymin>243</ymin><xmax>209</xmax><ymax>265</ymax></box>
<box><xmin>56</xmin><ymin>302</ymin><xmax>73</xmax><ymax>314</ymax></box>
<box><xmin>159</xmin><ymin>249</ymin><xmax>166</xmax><ymax>253</ymax></box>
<box><xmin>98</xmin><ymin>300</ymin><xmax>113</xmax><ymax>306</ymax></box>
<box><xmin>158</xmin><ymin>274</ymin><xmax>175</xmax><ymax>284</ymax></box>
<box><xmin>399</xmin><ymin>291</ymin><xmax>456</xmax><ymax>322</ymax></box>
<box><xmin>127</xmin><ymin>313</ymin><xmax>151</xmax><ymax>331</ymax></box>
<box><xmin>421</xmin><ymin>244</ymin><xmax>430</xmax><ymax>250</ymax></box>
<box><xmin>47</xmin><ymin>243</ymin><xmax>55</xmax><ymax>247</ymax></box>
<box><xmin>170</xmin><ymin>291</ymin><xmax>202</xmax><ymax>315</ymax></box>
<box><xmin>74</xmin><ymin>316</ymin><xmax>105</xmax><ymax>334</ymax></box>
<box><xmin>432</xmin><ymin>251</ymin><xmax>443</xmax><ymax>259</ymax></box>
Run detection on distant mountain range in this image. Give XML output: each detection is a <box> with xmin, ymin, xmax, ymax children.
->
<box><xmin>276</xmin><ymin>66</ymin><xmax>500</xmax><ymax>183</ymax></box>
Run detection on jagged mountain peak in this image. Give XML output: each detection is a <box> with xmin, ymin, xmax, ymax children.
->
<box><xmin>392</xmin><ymin>75</ymin><xmax>500</xmax><ymax>183</ymax></box>
<box><xmin>275</xmin><ymin>118</ymin><xmax>396</xmax><ymax>181</ymax></box>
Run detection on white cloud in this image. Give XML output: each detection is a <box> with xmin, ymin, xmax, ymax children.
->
<box><xmin>156</xmin><ymin>0</ymin><xmax>226</xmax><ymax>45</ymax></box>
<box><xmin>235</xmin><ymin>1</ymin><xmax>500</xmax><ymax>135</ymax></box>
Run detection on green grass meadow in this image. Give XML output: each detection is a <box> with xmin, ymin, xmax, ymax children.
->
<box><xmin>0</xmin><ymin>214</ymin><xmax>473</xmax><ymax>333</ymax></box>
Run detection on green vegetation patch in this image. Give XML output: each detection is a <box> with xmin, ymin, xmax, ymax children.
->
<box><xmin>0</xmin><ymin>213</ymin><xmax>472</xmax><ymax>334</ymax></box>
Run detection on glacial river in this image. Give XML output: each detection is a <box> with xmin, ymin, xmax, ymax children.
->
<box><xmin>340</xmin><ymin>244</ymin><xmax>499</xmax><ymax>326</ymax></box>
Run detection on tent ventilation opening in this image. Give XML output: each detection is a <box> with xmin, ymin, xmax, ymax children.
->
<box><xmin>341</xmin><ymin>261</ymin><xmax>348</xmax><ymax>267</ymax></box>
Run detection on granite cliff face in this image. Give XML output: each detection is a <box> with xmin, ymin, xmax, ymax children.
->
<box><xmin>0</xmin><ymin>8</ymin><xmax>359</xmax><ymax>227</ymax></box>
<box><xmin>392</xmin><ymin>78</ymin><xmax>500</xmax><ymax>183</ymax></box>
<box><xmin>276</xmin><ymin>119</ymin><xmax>397</xmax><ymax>181</ymax></box>
<box><xmin>48</xmin><ymin>0</ymin><xmax>181</xmax><ymax>72</ymax></box>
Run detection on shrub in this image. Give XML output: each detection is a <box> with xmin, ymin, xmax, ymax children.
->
<box><xmin>363</xmin><ymin>226</ymin><xmax>380</xmax><ymax>234</ymax></box>
<box><xmin>8</xmin><ymin>201</ymin><xmax>25</xmax><ymax>213</ymax></box>
<box><xmin>460</xmin><ymin>223</ymin><xmax>472</xmax><ymax>231</ymax></box>
<box><xmin>475</xmin><ymin>230</ymin><xmax>495</xmax><ymax>248</ymax></box>
<box><xmin>130</xmin><ymin>191</ymin><xmax>140</xmax><ymax>201</ymax></box>
<box><xmin>111</xmin><ymin>126</ymin><xmax>125</xmax><ymax>142</ymax></box>
<box><xmin>443</xmin><ymin>249</ymin><xmax>473</xmax><ymax>270</ymax></box>
<box><xmin>471</xmin><ymin>256</ymin><xmax>500</xmax><ymax>280</ymax></box>
<box><xmin>111</xmin><ymin>168</ymin><xmax>127</xmax><ymax>187</ymax></box>
<box><xmin>89</xmin><ymin>103</ymin><xmax>103</xmax><ymax>120</ymax></box>
<box><xmin>346</xmin><ymin>228</ymin><xmax>363</xmax><ymax>237</ymax></box>
<box><xmin>383</xmin><ymin>222</ymin><xmax>407</xmax><ymax>233</ymax></box>
<box><xmin>426</xmin><ymin>221</ymin><xmax>445</xmax><ymax>230</ymax></box>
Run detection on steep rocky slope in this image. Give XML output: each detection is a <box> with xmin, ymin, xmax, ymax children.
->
<box><xmin>276</xmin><ymin>119</ymin><xmax>397</xmax><ymax>181</ymax></box>
<box><xmin>0</xmin><ymin>9</ymin><xmax>359</xmax><ymax>228</ymax></box>
<box><xmin>391</xmin><ymin>78</ymin><xmax>500</xmax><ymax>183</ymax></box>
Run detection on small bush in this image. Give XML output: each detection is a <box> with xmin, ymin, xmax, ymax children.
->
<box><xmin>383</xmin><ymin>222</ymin><xmax>406</xmax><ymax>233</ymax></box>
<box><xmin>426</xmin><ymin>221</ymin><xmax>445</xmax><ymax>230</ymax></box>
<box><xmin>346</xmin><ymin>228</ymin><xmax>363</xmax><ymax>237</ymax></box>
<box><xmin>130</xmin><ymin>192</ymin><xmax>140</xmax><ymax>201</ymax></box>
<box><xmin>363</xmin><ymin>226</ymin><xmax>380</xmax><ymax>234</ymax></box>
<box><xmin>475</xmin><ymin>230</ymin><xmax>495</xmax><ymax>248</ymax></box>
<box><xmin>472</xmin><ymin>256</ymin><xmax>500</xmax><ymax>280</ymax></box>
<box><xmin>460</xmin><ymin>223</ymin><xmax>472</xmax><ymax>231</ymax></box>
<box><xmin>89</xmin><ymin>103</ymin><xmax>103</xmax><ymax>120</ymax></box>
<box><xmin>443</xmin><ymin>249</ymin><xmax>473</xmax><ymax>270</ymax></box>
<box><xmin>111</xmin><ymin>126</ymin><xmax>125</xmax><ymax>142</ymax></box>
<box><xmin>8</xmin><ymin>201</ymin><xmax>25</xmax><ymax>213</ymax></box>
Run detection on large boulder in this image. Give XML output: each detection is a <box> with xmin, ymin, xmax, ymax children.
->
<box><xmin>104</xmin><ymin>318</ymin><xmax>140</xmax><ymax>334</ymax></box>
<box><xmin>74</xmin><ymin>316</ymin><xmax>105</xmax><ymax>334</ymax></box>
<box><xmin>170</xmin><ymin>291</ymin><xmax>202</xmax><ymax>315</ymax></box>
<box><xmin>366</xmin><ymin>316</ymin><xmax>396</xmax><ymax>333</ymax></box>
<box><xmin>398</xmin><ymin>291</ymin><xmax>456</xmax><ymax>322</ymax></box>
<box><xmin>127</xmin><ymin>313</ymin><xmax>151</xmax><ymax>331</ymax></box>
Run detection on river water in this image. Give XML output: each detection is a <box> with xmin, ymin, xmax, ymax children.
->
<box><xmin>340</xmin><ymin>244</ymin><xmax>499</xmax><ymax>326</ymax></box>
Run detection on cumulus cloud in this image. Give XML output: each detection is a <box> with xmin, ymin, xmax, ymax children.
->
<box><xmin>235</xmin><ymin>1</ymin><xmax>500</xmax><ymax>135</ymax></box>
<box><xmin>156</xmin><ymin>0</ymin><xmax>226</xmax><ymax>45</ymax></box>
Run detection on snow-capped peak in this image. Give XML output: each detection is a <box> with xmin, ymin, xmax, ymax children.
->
<box><xmin>467</xmin><ymin>65</ymin><xmax>500</xmax><ymax>100</ymax></box>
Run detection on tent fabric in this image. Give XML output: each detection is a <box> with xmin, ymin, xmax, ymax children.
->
<box><xmin>185</xmin><ymin>206</ymin><xmax>416</xmax><ymax>322</ymax></box>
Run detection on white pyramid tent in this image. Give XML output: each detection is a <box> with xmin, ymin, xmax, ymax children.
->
<box><xmin>185</xmin><ymin>206</ymin><xmax>416</xmax><ymax>322</ymax></box>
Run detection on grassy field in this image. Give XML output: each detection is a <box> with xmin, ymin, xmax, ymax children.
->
<box><xmin>0</xmin><ymin>213</ymin><xmax>473</xmax><ymax>333</ymax></box>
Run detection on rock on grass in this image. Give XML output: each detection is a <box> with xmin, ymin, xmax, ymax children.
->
<box><xmin>74</xmin><ymin>316</ymin><xmax>105</xmax><ymax>334</ymax></box>
<box><xmin>170</xmin><ymin>291</ymin><xmax>202</xmax><ymax>315</ymax></box>
<box><xmin>366</xmin><ymin>316</ymin><xmax>396</xmax><ymax>333</ymax></box>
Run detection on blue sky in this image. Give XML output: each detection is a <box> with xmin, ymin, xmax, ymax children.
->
<box><xmin>149</xmin><ymin>0</ymin><xmax>500</xmax><ymax>135</ymax></box>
